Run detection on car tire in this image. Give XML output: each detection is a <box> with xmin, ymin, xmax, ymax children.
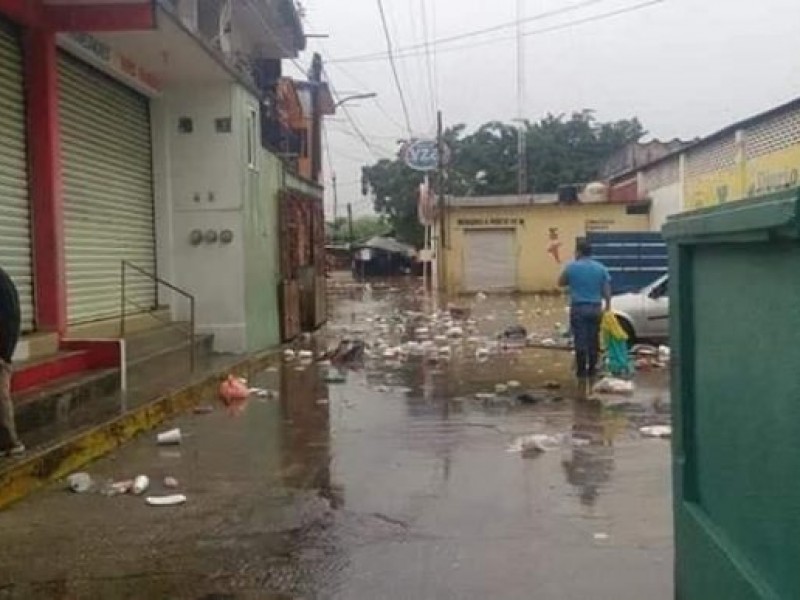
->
<box><xmin>618</xmin><ymin>317</ymin><xmax>636</xmax><ymax>344</ymax></box>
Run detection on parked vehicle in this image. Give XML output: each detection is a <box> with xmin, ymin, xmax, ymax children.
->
<box><xmin>611</xmin><ymin>275</ymin><xmax>669</xmax><ymax>342</ymax></box>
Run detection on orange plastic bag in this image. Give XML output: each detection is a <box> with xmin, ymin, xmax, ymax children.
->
<box><xmin>219</xmin><ymin>375</ymin><xmax>249</xmax><ymax>402</ymax></box>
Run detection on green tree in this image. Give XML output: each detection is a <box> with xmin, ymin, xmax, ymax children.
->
<box><xmin>327</xmin><ymin>215</ymin><xmax>391</xmax><ymax>244</ymax></box>
<box><xmin>362</xmin><ymin>111</ymin><xmax>644</xmax><ymax>246</ymax></box>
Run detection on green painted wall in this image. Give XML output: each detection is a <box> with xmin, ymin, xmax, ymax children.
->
<box><xmin>232</xmin><ymin>82</ymin><xmax>283</xmax><ymax>352</ymax></box>
<box><xmin>243</xmin><ymin>144</ymin><xmax>283</xmax><ymax>351</ymax></box>
<box><xmin>665</xmin><ymin>190</ymin><xmax>800</xmax><ymax>600</ymax></box>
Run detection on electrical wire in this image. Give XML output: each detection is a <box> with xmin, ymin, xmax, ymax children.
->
<box><xmin>331</xmin><ymin>0</ymin><xmax>617</xmax><ymax>64</ymax></box>
<box><xmin>375</xmin><ymin>0</ymin><xmax>414</xmax><ymax>136</ymax></box>
<box><xmin>418</xmin><ymin>0</ymin><xmax>438</xmax><ymax>118</ymax></box>
<box><xmin>323</xmin><ymin>67</ymin><xmax>391</xmax><ymax>160</ymax></box>
<box><xmin>337</xmin><ymin>0</ymin><xmax>666</xmax><ymax>64</ymax></box>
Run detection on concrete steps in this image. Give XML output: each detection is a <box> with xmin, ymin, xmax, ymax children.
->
<box><xmin>11</xmin><ymin>325</ymin><xmax>214</xmax><ymax>441</ymax></box>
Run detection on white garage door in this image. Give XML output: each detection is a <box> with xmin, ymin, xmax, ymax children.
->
<box><xmin>463</xmin><ymin>229</ymin><xmax>517</xmax><ymax>292</ymax></box>
<box><xmin>0</xmin><ymin>22</ymin><xmax>34</xmax><ymax>332</ymax></box>
<box><xmin>59</xmin><ymin>52</ymin><xmax>156</xmax><ymax>324</ymax></box>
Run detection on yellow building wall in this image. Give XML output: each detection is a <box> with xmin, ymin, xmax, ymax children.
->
<box><xmin>684</xmin><ymin>166</ymin><xmax>744</xmax><ymax>210</ymax></box>
<box><xmin>443</xmin><ymin>203</ymin><xmax>650</xmax><ymax>294</ymax></box>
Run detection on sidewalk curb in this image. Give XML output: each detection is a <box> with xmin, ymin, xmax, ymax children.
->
<box><xmin>0</xmin><ymin>350</ymin><xmax>280</xmax><ymax>510</ymax></box>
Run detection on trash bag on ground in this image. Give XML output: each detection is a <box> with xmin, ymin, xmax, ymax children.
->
<box><xmin>600</xmin><ymin>312</ymin><xmax>632</xmax><ymax>377</ymax></box>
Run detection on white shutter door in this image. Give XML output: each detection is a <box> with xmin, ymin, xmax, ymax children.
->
<box><xmin>59</xmin><ymin>53</ymin><xmax>156</xmax><ymax>324</ymax></box>
<box><xmin>0</xmin><ymin>23</ymin><xmax>34</xmax><ymax>332</ymax></box>
<box><xmin>463</xmin><ymin>229</ymin><xmax>516</xmax><ymax>292</ymax></box>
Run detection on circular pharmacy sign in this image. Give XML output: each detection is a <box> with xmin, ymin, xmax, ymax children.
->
<box><xmin>401</xmin><ymin>139</ymin><xmax>451</xmax><ymax>172</ymax></box>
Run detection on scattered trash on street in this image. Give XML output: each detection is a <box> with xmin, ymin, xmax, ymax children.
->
<box><xmin>639</xmin><ymin>425</ymin><xmax>672</xmax><ymax>438</ymax></box>
<box><xmin>145</xmin><ymin>494</ymin><xmax>187</xmax><ymax>507</ymax></box>
<box><xmin>507</xmin><ymin>434</ymin><xmax>563</xmax><ymax>454</ymax></box>
<box><xmin>67</xmin><ymin>472</ymin><xmax>92</xmax><ymax>493</ymax></box>
<box><xmin>157</xmin><ymin>428</ymin><xmax>182</xmax><ymax>446</ymax></box>
<box><xmin>219</xmin><ymin>375</ymin><xmax>249</xmax><ymax>401</ymax></box>
<box><xmin>132</xmin><ymin>475</ymin><xmax>150</xmax><ymax>495</ymax></box>
<box><xmin>163</xmin><ymin>476</ymin><xmax>179</xmax><ymax>489</ymax></box>
<box><xmin>593</xmin><ymin>377</ymin><xmax>635</xmax><ymax>395</ymax></box>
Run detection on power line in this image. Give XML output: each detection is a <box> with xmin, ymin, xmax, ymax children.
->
<box><xmin>338</xmin><ymin>0</ymin><xmax>666</xmax><ymax>64</ymax></box>
<box><xmin>323</xmin><ymin>67</ymin><xmax>390</xmax><ymax>160</ymax></box>
<box><xmin>418</xmin><ymin>0</ymin><xmax>437</xmax><ymax>118</ymax></box>
<box><xmin>375</xmin><ymin>0</ymin><xmax>414</xmax><ymax>136</ymax></box>
<box><xmin>332</xmin><ymin>0</ymin><xmax>617</xmax><ymax>64</ymax></box>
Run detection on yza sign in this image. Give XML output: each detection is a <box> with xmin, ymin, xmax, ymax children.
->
<box><xmin>401</xmin><ymin>139</ymin><xmax>451</xmax><ymax>172</ymax></box>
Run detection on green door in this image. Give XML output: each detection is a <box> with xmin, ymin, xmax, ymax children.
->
<box><xmin>665</xmin><ymin>191</ymin><xmax>800</xmax><ymax>600</ymax></box>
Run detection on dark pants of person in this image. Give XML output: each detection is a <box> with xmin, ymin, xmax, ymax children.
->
<box><xmin>570</xmin><ymin>303</ymin><xmax>603</xmax><ymax>379</ymax></box>
<box><xmin>0</xmin><ymin>360</ymin><xmax>20</xmax><ymax>449</ymax></box>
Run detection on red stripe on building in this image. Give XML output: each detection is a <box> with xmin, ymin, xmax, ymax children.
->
<box><xmin>44</xmin><ymin>3</ymin><xmax>155</xmax><ymax>31</ymax></box>
<box><xmin>24</xmin><ymin>28</ymin><xmax>67</xmax><ymax>334</ymax></box>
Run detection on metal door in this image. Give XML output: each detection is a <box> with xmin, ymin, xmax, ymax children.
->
<box><xmin>0</xmin><ymin>22</ymin><xmax>34</xmax><ymax>332</ymax></box>
<box><xmin>59</xmin><ymin>53</ymin><xmax>156</xmax><ymax>324</ymax></box>
<box><xmin>463</xmin><ymin>229</ymin><xmax>516</xmax><ymax>292</ymax></box>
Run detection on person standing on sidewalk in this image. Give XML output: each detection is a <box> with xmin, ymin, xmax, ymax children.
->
<box><xmin>558</xmin><ymin>241</ymin><xmax>611</xmax><ymax>389</ymax></box>
<box><xmin>0</xmin><ymin>266</ymin><xmax>24</xmax><ymax>456</ymax></box>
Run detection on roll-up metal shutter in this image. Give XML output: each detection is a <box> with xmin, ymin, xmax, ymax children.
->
<box><xmin>0</xmin><ymin>23</ymin><xmax>34</xmax><ymax>332</ymax></box>
<box><xmin>463</xmin><ymin>229</ymin><xmax>517</xmax><ymax>292</ymax></box>
<box><xmin>58</xmin><ymin>53</ymin><xmax>156</xmax><ymax>325</ymax></box>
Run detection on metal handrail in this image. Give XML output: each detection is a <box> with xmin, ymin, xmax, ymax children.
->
<box><xmin>120</xmin><ymin>261</ymin><xmax>197</xmax><ymax>372</ymax></box>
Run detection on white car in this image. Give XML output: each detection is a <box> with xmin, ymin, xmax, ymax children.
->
<box><xmin>611</xmin><ymin>275</ymin><xmax>669</xmax><ymax>343</ymax></box>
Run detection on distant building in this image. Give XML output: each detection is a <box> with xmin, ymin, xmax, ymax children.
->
<box><xmin>605</xmin><ymin>96</ymin><xmax>800</xmax><ymax>231</ymax></box>
<box><xmin>436</xmin><ymin>195</ymin><xmax>650</xmax><ymax>294</ymax></box>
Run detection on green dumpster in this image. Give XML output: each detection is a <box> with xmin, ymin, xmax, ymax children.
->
<box><xmin>664</xmin><ymin>190</ymin><xmax>800</xmax><ymax>600</ymax></box>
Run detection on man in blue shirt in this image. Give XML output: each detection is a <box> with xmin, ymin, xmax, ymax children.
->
<box><xmin>558</xmin><ymin>241</ymin><xmax>611</xmax><ymax>387</ymax></box>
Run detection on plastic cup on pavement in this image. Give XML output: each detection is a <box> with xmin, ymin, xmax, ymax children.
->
<box><xmin>157</xmin><ymin>428</ymin><xmax>182</xmax><ymax>445</ymax></box>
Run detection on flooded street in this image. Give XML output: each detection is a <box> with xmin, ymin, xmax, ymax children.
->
<box><xmin>0</xmin><ymin>279</ymin><xmax>672</xmax><ymax>599</ymax></box>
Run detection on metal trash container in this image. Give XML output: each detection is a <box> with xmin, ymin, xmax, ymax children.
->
<box><xmin>664</xmin><ymin>190</ymin><xmax>800</xmax><ymax>600</ymax></box>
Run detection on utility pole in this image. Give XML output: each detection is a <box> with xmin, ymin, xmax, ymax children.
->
<box><xmin>347</xmin><ymin>203</ymin><xmax>354</xmax><ymax>244</ymax></box>
<box><xmin>332</xmin><ymin>171</ymin><xmax>339</xmax><ymax>231</ymax></box>
<box><xmin>437</xmin><ymin>110</ymin><xmax>446</xmax><ymax>290</ymax></box>
<box><xmin>516</xmin><ymin>0</ymin><xmax>528</xmax><ymax>195</ymax></box>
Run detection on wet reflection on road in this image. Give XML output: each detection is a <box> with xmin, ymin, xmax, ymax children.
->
<box><xmin>0</xmin><ymin>277</ymin><xmax>672</xmax><ymax>600</ymax></box>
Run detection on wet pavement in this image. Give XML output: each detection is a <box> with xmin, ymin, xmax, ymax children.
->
<box><xmin>0</xmin><ymin>279</ymin><xmax>673</xmax><ymax>599</ymax></box>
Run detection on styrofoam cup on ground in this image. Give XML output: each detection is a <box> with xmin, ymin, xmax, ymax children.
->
<box><xmin>157</xmin><ymin>428</ymin><xmax>182</xmax><ymax>445</ymax></box>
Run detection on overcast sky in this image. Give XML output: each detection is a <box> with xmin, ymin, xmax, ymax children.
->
<box><xmin>294</xmin><ymin>0</ymin><xmax>800</xmax><ymax>217</ymax></box>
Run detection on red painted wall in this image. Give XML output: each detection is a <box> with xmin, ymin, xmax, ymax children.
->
<box><xmin>24</xmin><ymin>27</ymin><xmax>67</xmax><ymax>334</ymax></box>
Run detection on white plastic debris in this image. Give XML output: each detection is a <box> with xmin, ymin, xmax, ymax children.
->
<box><xmin>163</xmin><ymin>476</ymin><xmax>179</xmax><ymax>489</ymax></box>
<box><xmin>415</xmin><ymin>327</ymin><xmax>430</xmax><ymax>336</ymax></box>
<box><xmin>146</xmin><ymin>494</ymin><xmax>187</xmax><ymax>507</ymax></box>
<box><xmin>475</xmin><ymin>347</ymin><xmax>490</xmax><ymax>359</ymax></box>
<box><xmin>446</xmin><ymin>326</ymin><xmax>464</xmax><ymax>338</ymax></box>
<box><xmin>639</xmin><ymin>425</ymin><xmax>672</xmax><ymax>438</ymax></box>
<box><xmin>476</xmin><ymin>292</ymin><xmax>488</xmax><ymax>301</ymax></box>
<box><xmin>507</xmin><ymin>380</ymin><xmax>521</xmax><ymax>389</ymax></box>
<box><xmin>104</xmin><ymin>480</ymin><xmax>133</xmax><ymax>497</ymax></box>
<box><xmin>475</xmin><ymin>392</ymin><xmax>497</xmax><ymax>401</ymax></box>
<box><xmin>593</xmin><ymin>377</ymin><xmax>635</xmax><ymax>395</ymax></box>
<box><xmin>132</xmin><ymin>475</ymin><xmax>150</xmax><ymax>495</ymax></box>
<box><xmin>593</xmin><ymin>532</ymin><xmax>610</xmax><ymax>541</ymax></box>
<box><xmin>283</xmin><ymin>349</ymin><xmax>296</xmax><ymax>361</ymax></box>
<box><xmin>67</xmin><ymin>472</ymin><xmax>92</xmax><ymax>493</ymax></box>
<box><xmin>157</xmin><ymin>428</ymin><xmax>182</xmax><ymax>446</ymax></box>
<box><xmin>507</xmin><ymin>434</ymin><xmax>563</xmax><ymax>453</ymax></box>
<box><xmin>298</xmin><ymin>349</ymin><xmax>314</xmax><ymax>360</ymax></box>
<box><xmin>434</xmin><ymin>335</ymin><xmax>448</xmax><ymax>344</ymax></box>
<box><xmin>495</xmin><ymin>383</ymin><xmax>509</xmax><ymax>395</ymax></box>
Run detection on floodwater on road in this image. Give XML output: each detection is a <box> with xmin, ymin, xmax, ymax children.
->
<box><xmin>0</xmin><ymin>278</ymin><xmax>673</xmax><ymax>600</ymax></box>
